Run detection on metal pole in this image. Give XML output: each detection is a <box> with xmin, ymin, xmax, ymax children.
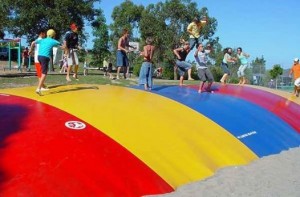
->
<box><xmin>18</xmin><ymin>40</ymin><xmax>21</xmax><ymax>71</ymax></box>
<box><xmin>8</xmin><ymin>41</ymin><xmax>11</xmax><ymax>70</ymax></box>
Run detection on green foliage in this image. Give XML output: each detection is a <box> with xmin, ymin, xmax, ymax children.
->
<box><xmin>162</xmin><ymin>63</ymin><xmax>176</xmax><ymax>80</ymax></box>
<box><xmin>210</xmin><ymin>65</ymin><xmax>223</xmax><ymax>82</ymax></box>
<box><xmin>2</xmin><ymin>0</ymin><xmax>101</xmax><ymax>44</ymax></box>
<box><xmin>90</xmin><ymin>12</ymin><xmax>110</xmax><ymax>67</ymax></box>
<box><xmin>137</xmin><ymin>0</ymin><xmax>218</xmax><ymax>79</ymax></box>
<box><xmin>109</xmin><ymin>1</ymin><xmax>144</xmax><ymax>50</ymax></box>
<box><xmin>0</xmin><ymin>2</ymin><xmax>10</xmax><ymax>39</ymax></box>
<box><xmin>251</xmin><ymin>56</ymin><xmax>266</xmax><ymax>74</ymax></box>
<box><xmin>132</xmin><ymin>56</ymin><xmax>144</xmax><ymax>76</ymax></box>
<box><xmin>269</xmin><ymin>64</ymin><xmax>283</xmax><ymax>79</ymax></box>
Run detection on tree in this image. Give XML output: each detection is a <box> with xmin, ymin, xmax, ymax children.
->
<box><xmin>251</xmin><ymin>56</ymin><xmax>266</xmax><ymax>75</ymax></box>
<box><xmin>109</xmin><ymin>0</ymin><xmax>144</xmax><ymax>70</ymax></box>
<box><xmin>138</xmin><ymin>0</ymin><xmax>218</xmax><ymax>79</ymax></box>
<box><xmin>90</xmin><ymin>11</ymin><xmax>110</xmax><ymax>67</ymax></box>
<box><xmin>269</xmin><ymin>64</ymin><xmax>283</xmax><ymax>89</ymax></box>
<box><xmin>250</xmin><ymin>56</ymin><xmax>266</xmax><ymax>85</ymax></box>
<box><xmin>110</xmin><ymin>0</ymin><xmax>144</xmax><ymax>48</ymax></box>
<box><xmin>2</xmin><ymin>0</ymin><xmax>101</xmax><ymax>44</ymax></box>
<box><xmin>0</xmin><ymin>2</ymin><xmax>10</xmax><ymax>39</ymax></box>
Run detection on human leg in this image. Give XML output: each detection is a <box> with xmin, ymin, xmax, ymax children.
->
<box><xmin>220</xmin><ymin>63</ymin><xmax>230</xmax><ymax>84</ymax></box>
<box><xmin>294</xmin><ymin>78</ymin><xmax>300</xmax><ymax>96</ymax></box>
<box><xmin>108</xmin><ymin>66</ymin><xmax>113</xmax><ymax>79</ymax></box>
<box><xmin>116</xmin><ymin>67</ymin><xmax>121</xmax><ymax>79</ymax></box>
<box><xmin>66</xmin><ymin>65</ymin><xmax>73</xmax><ymax>81</ymax></box>
<box><xmin>189</xmin><ymin>38</ymin><xmax>199</xmax><ymax>50</ymax></box>
<box><xmin>123</xmin><ymin>66</ymin><xmax>128</xmax><ymax>79</ymax></box>
<box><xmin>237</xmin><ymin>68</ymin><xmax>242</xmax><ymax>84</ymax></box>
<box><xmin>177</xmin><ymin>61</ymin><xmax>193</xmax><ymax>80</ymax></box>
<box><xmin>73</xmin><ymin>65</ymin><xmax>79</xmax><ymax>80</ymax></box>
<box><xmin>176</xmin><ymin>60</ymin><xmax>187</xmax><ymax>85</ymax></box>
<box><xmin>188</xmin><ymin>68</ymin><xmax>194</xmax><ymax>80</ymax></box>
<box><xmin>36</xmin><ymin>56</ymin><xmax>49</xmax><ymax>95</ymax></box>
<box><xmin>147</xmin><ymin>63</ymin><xmax>154</xmax><ymax>90</ymax></box>
<box><xmin>198</xmin><ymin>81</ymin><xmax>205</xmax><ymax>93</ymax></box>
<box><xmin>205</xmin><ymin>69</ymin><xmax>214</xmax><ymax>92</ymax></box>
<box><xmin>240</xmin><ymin>65</ymin><xmax>247</xmax><ymax>84</ymax></box>
<box><xmin>139</xmin><ymin>62</ymin><xmax>147</xmax><ymax>89</ymax></box>
<box><xmin>179</xmin><ymin>76</ymin><xmax>184</xmax><ymax>86</ymax></box>
<box><xmin>72</xmin><ymin>51</ymin><xmax>79</xmax><ymax>80</ymax></box>
<box><xmin>116</xmin><ymin>50</ymin><xmax>126</xmax><ymax>79</ymax></box>
<box><xmin>35</xmin><ymin>62</ymin><xmax>46</xmax><ymax>88</ymax></box>
<box><xmin>197</xmin><ymin>68</ymin><xmax>206</xmax><ymax>92</ymax></box>
<box><xmin>220</xmin><ymin>73</ymin><xmax>228</xmax><ymax>84</ymax></box>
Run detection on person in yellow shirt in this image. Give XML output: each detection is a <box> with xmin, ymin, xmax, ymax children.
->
<box><xmin>289</xmin><ymin>58</ymin><xmax>300</xmax><ymax>97</ymax></box>
<box><xmin>187</xmin><ymin>16</ymin><xmax>207</xmax><ymax>50</ymax></box>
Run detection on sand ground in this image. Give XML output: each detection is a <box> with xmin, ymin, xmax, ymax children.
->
<box><xmin>147</xmin><ymin>147</ymin><xmax>300</xmax><ymax>197</ymax></box>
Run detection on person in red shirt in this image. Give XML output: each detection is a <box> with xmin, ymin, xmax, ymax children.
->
<box><xmin>289</xmin><ymin>58</ymin><xmax>300</xmax><ymax>97</ymax></box>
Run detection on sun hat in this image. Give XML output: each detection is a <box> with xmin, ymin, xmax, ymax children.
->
<box><xmin>46</xmin><ymin>29</ymin><xmax>56</xmax><ymax>38</ymax></box>
<box><xmin>294</xmin><ymin>58</ymin><xmax>299</xmax><ymax>62</ymax></box>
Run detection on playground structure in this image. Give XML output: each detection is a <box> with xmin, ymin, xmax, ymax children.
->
<box><xmin>0</xmin><ymin>84</ymin><xmax>299</xmax><ymax>196</ymax></box>
<box><xmin>0</xmin><ymin>38</ymin><xmax>22</xmax><ymax>71</ymax></box>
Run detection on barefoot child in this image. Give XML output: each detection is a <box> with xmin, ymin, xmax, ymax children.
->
<box><xmin>194</xmin><ymin>43</ymin><xmax>214</xmax><ymax>93</ymax></box>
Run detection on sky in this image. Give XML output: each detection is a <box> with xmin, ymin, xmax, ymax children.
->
<box><xmin>90</xmin><ymin>0</ymin><xmax>300</xmax><ymax>69</ymax></box>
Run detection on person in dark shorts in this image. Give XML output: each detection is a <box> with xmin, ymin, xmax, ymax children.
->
<box><xmin>30</xmin><ymin>29</ymin><xmax>61</xmax><ymax>95</ymax></box>
<box><xmin>194</xmin><ymin>43</ymin><xmax>214</xmax><ymax>93</ymax></box>
<box><xmin>173</xmin><ymin>41</ymin><xmax>194</xmax><ymax>86</ymax></box>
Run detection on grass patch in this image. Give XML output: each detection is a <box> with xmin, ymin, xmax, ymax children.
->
<box><xmin>0</xmin><ymin>68</ymin><xmax>200</xmax><ymax>89</ymax></box>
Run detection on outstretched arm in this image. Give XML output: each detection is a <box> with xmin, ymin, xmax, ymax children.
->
<box><xmin>173</xmin><ymin>48</ymin><xmax>182</xmax><ymax>59</ymax></box>
<box><xmin>28</xmin><ymin>41</ymin><xmax>35</xmax><ymax>55</ymax></box>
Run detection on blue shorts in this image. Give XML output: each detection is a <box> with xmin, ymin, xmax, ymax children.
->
<box><xmin>116</xmin><ymin>50</ymin><xmax>129</xmax><ymax>67</ymax></box>
<box><xmin>38</xmin><ymin>55</ymin><xmax>50</xmax><ymax>74</ymax></box>
<box><xmin>176</xmin><ymin>60</ymin><xmax>192</xmax><ymax>76</ymax></box>
<box><xmin>189</xmin><ymin>37</ymin><xmax>200</xmax><ymax>50</ymax></box>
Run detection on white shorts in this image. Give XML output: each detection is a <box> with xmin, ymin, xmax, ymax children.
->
<box><xmin>67</xmin><ymin>49</ymin><xmax>79</xmax><ymax>66</ymax></box>
<box><xmin>294</xmin><ymin>77</ymin><xmax>300</xmax><ymax>87</ymax></box>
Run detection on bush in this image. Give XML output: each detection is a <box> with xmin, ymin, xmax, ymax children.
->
<box><xmin>210</xmin><ymin>65</ymin><xmax>223</xmax><ymax>82</ymax></box>
<box><xmin>161</xmin><ymin>63</ymin><xmax>175</xmax><ymax>80</ymax></box>
<box><xmin>132</xmin><ymin>58</ymin><xmax>143</xmax><ymax>77</ymax></box>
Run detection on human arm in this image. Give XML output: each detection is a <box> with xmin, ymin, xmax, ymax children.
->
<box><xmin>126</xmin><ymin>42</ymin><xmax>137</xmax><ymax>50</ymax></box>
<box><xmin>225</xmin><ymin>53</ymin><xmax>236</xmax><ymax>63</ymax></box>
<box><xmin>28</xmin><ymin>41</ymin><xmax>36</xmax><ymax>55</ymax></box>
<box><xmin>173</xmin><ymin>47</ymin><xmax>183</xmax><ymax>59</ymax></box>
<box><xmin>200</xmin><ymin>16</ymin><xmax>208</xmax><ymax>25</ymax></box>
<box><xmin>243</xmin><ymin>52</ymin><xmax>250</xmax><ymax>58</ymax></box>
<box><xmin>147</xmin><ymin>45</ymin><xmax>155</xmax><ymax>60</ymax></box>
<box><xmin>194</xmin><ymin>50</ymin><xmax>202</xmax><ymax>65</ymax></box>
<box><xmin>141</xmin><ymin>45</ymin><xmax>155</xmax><ymax>61</ymax></box>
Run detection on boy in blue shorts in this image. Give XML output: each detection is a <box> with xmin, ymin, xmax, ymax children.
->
<box><xmin>30</xmin><ymin>29</ymin><xmax>61</xmax><ymax>95</ymax></box>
